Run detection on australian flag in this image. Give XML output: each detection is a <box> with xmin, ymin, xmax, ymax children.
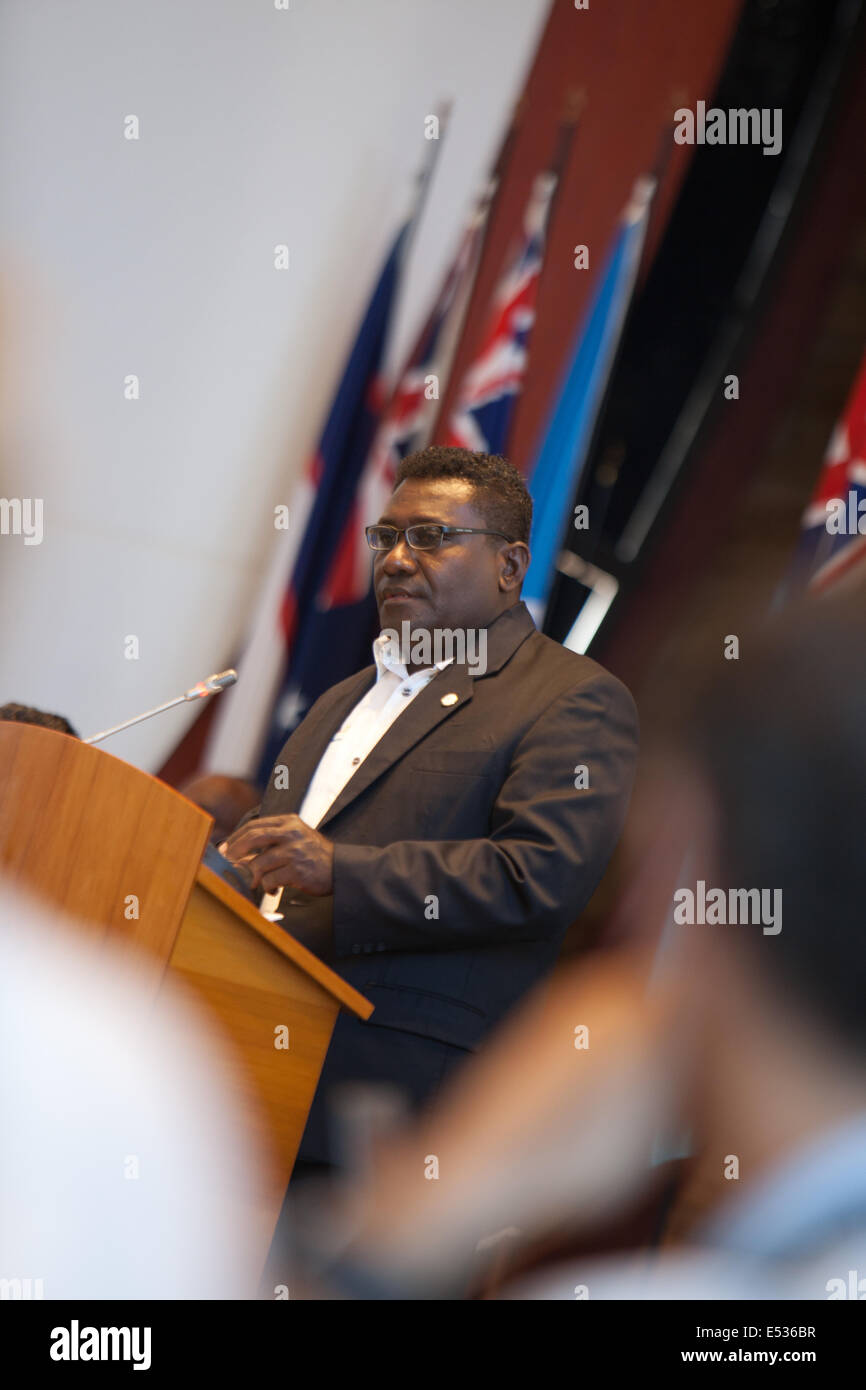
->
<box><xmin>255</xmin><ymin>224</ymin><xmax>408</xmax><ymax>783</ymax></box>
<box><xmin>444</xmin><ymin>170</ymin><xmax>556</xmax><ymax>457</ymax></box>
<box><xmin>783</xmin><ymin>351</ymin><xmax>866</xmax><ymax>598</ymax></box>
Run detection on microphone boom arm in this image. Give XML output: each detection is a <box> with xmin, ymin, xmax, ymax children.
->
<box><xmin>83</xmin><ymin>670</ymin><xmax>237</xmax><ymax>746</ymax></box>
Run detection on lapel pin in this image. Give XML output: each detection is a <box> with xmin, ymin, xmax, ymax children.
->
<box><xmin>440</xmin><ymin>693</ymin><xmax>459</xmax><ymax>706</ymax></box>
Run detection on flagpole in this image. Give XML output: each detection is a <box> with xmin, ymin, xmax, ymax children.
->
<box><xmin>204</xmin><ymin>124</ymin><xmax>448</xmax><ymax>781</ymax></box>
<box><xmin>550</xmin><ymin>86</ymin><xmax>584</xmax><ymax>180</ymax></box>
<box><xmin>424</xmin><ymin>91</ymin><xmax>530</xmax><ymax>443</ymax></box>
<box><xmin>368</xmin><ymin>98</ymin><xmax>453</xmax><ymax>416</ymax></box>
<box><xmin>514</xmin><ymin>85</ymin><xmax>584</xmax><ymax>268</ymax></box>
<box><xmin>513</xmin><ymin>85</ymin><xmax>584</xmax><ymax>380</ymax></box>
<box><xmin>395</xmin><ymin>99</ymin><xmax>453</xmax><ymax>282</ymax></box>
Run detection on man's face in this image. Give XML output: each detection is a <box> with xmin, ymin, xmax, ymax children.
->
<box><xmin>373</xmin><ymin>477</ymin><xmax>527</xmax><ymax>637</ymax></box>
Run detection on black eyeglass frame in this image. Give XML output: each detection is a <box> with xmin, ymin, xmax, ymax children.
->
<box><xmin>365</xmin><ymin>523</ymin><xmax>517</xmax><ymax>552</ymax></box>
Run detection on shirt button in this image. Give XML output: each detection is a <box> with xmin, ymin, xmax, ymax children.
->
<box><xmin>401</xmin><ymin>688</ymin><xmax>412</xmax><ymax>696</ymax></box>
<box><xmin>351</xmin><ymin>756</ymin><xmax>360</xmax><ymax>765</ymax></box>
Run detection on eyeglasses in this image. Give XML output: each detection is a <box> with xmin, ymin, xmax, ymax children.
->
<box><xmin>365</xmin><ymin>523</ymin><xmax>515</xmax><ymax>552</ymax></box>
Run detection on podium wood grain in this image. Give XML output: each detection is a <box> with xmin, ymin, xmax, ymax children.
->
<box><xmin>172</xmin><ymin>863</ymin><xmax>372</xmax><ymax>1242</ymax></box>
<box><xmin>0</xmin><ymin>721</ymin><xmax>210</xmax><ymax>965</ymax></box>
<box><xmin>0</xmin><ymin>722</ymin><xmax>372</xmax><ymax>1275</ymax></box>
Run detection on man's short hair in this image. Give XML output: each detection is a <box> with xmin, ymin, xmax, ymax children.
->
<box><xmin>682</xmin><ymin>593</ymin><xmax>866</xmax><ymax>1059</ymax></box>
<box><xmin>0</xmin><ymin>703</ymin><xmax>79</xmax><ymax>738</ymax></box>
<box><xmin>394</xmin><ymin>446</ymin><xmax>532</xmax><ymax>547</ymax></box>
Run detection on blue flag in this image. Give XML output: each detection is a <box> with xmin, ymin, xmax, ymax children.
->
<box><xmin>523</xmin><ymin>178</ymin><xmax>655</xmax><ymax>626</ymax></box>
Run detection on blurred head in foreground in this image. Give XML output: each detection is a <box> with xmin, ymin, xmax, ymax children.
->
<box><xmin>0</xmin><ymin>882</ymin><xmax>271</xmax><ymax>1298</ymax></box>
<box><xmin>670</xmin><ymin>591</ymin><xmax>866</xmax><ymax>1151</ymax></box>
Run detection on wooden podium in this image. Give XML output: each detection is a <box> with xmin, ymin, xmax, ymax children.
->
<box><xmin>0</xmin><ymin>721</ymin><xmax>373</xmax><ymax>1267</ymax></box>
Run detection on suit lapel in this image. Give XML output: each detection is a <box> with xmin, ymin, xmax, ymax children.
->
<box><xmin>273</xmin><ymin>668</ymin><xmax>376</xmax><ymax>815</ymax></box>
<box><xmin>316</xmin><ymin>601</ymin><xmax>537</xmax><ymax>831</ymax></box>
<box><xmin>317</xmin><ymin>664</ymin><xmax>474</xmax><ymax>830</ymax></box>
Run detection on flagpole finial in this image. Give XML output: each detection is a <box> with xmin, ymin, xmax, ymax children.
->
<box><xmin>625</xmin><ymin>174</ymin><xmax>658</xmax><ymax>222</ymax></box>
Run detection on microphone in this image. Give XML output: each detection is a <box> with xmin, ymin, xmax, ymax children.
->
<box><xmin>185</xmin><ymin>670</ymin><xmax>238</xmax><ymax>698</ymax></box>
<box><xmin>83</xmin><ymin>670</ymin><xmax>238</xmax><ymax>746</ymax></box>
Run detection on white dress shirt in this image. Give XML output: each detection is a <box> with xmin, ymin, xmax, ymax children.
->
<box><xmin>298</xmin><ymin>631</ymin><xmax>455</xmax><ymax>830</ymax></box>
<box><xmin>259</xmin><ymin>633</ymin><xmax>453</xmax><ymax>919</ymax></box>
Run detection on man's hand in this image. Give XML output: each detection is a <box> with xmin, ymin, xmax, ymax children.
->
<box><xmin>218</xmin><ymin>814</ymin><xmax>335</xmax><ymax>897</ymax></box>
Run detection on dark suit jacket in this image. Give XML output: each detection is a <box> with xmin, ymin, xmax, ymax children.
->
<box><xmin>247</xmin><ymin>600</ymin><xmax>639</xmax><ymax>1164</ymax></box>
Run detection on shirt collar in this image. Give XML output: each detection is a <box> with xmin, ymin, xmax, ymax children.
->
<box><xmin>373</xmin><ymin>630</ymin><xmax>454</xmax><ymax>685</ymax></box>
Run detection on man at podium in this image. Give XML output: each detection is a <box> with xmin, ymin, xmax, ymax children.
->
<box><xmin>220</xmin><ymin>447</ymin><xmax>639</xmax><ymax>1171</ymax></box>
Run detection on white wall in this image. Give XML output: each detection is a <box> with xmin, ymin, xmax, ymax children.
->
<box><xmin>0</xmin><ymin>0</ymin><xmax>548</xmax><ymax>770</ymax></box>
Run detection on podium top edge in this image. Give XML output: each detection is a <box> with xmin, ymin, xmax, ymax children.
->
<box><xmin>195</xmin><ymin>863</ymin><xmax>373</xmax><ymax>1021</ymax></box>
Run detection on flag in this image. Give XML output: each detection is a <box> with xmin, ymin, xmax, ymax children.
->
<box><xmin>201</xmin><ymin>127</ymin><xmax>508</xmax><ymax>785</ymax></box>
<box><xmin>443</xmin><ymin>170</ymin><xmax>557</xmax><ymax>456</ymax></box>
<box><xmin>522</xmin><ymin>176</ymin><xmax>656</xmax><ymax>627</ymax></box>
<box><xmin>202</xmin><ymin>222</ymin><xmax>409</xmax><ymax>782</ymax></box>
<box><xmin>320</xmin><ymin>190</ymin><xmax>494</xmax><ymax>611</ymax></box>
<box><xmin>783</xmin><ymin>351</ymin><xmax>866</xmax><ymax>596</ymax></box>
<box><xmin>252</xmin><ymin>194</ymin><xmax>495</xmax><ymax>783</ymax></box>
<box><xmin>253</xmin><ymin>223</ymin><xmax>411</xmax><ymax>783</ymax></box>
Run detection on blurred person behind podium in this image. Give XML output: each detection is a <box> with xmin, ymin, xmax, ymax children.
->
<box><xmin>181</xmin><ymin>772</ymin><xmax>261</xmax><ymax>847</ymax></box>
<box><xmin>0</xmin><ymin>703</ymin><xmax>78</xmax><ymax>738</ymax></box>
<box><xmin>219</xmin><ymin>447</ymin><xmax>639</xmax><ymax>1184</ymax></box>
<box><xmin>278</xmin><ymin>591</ymin><xmax>866</xmax><ymax>1300</ymax></box>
